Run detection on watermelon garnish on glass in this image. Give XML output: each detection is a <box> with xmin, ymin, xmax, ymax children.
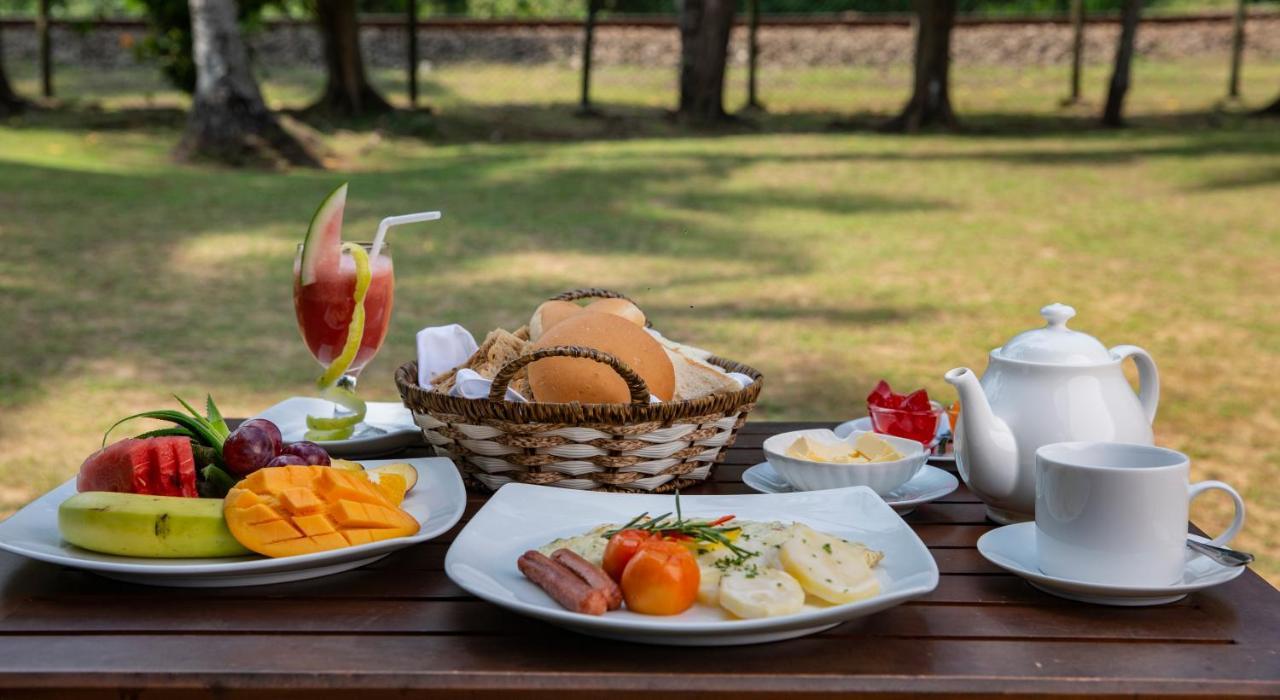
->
<box><xmin>298</xmin><ymin>183</ymin><xmax>348</xmax><ymax>286</ymax></box>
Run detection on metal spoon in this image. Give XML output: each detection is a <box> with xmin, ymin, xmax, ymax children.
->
<box><xmin>1186</xmin><ymin>539</ymin><xmax>1254</xmax><ymax>567</ymax></box>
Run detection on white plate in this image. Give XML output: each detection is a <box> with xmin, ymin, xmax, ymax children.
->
<box><xmin>445</xmin><ymin>484</ymin><xmax>939</xmax><ymax>646</ymax></box>
<box><xmin>742</xmin><ymin>462</ymin><xmax>958</xmax><ymax>515</ymax></box>
<box><xmin>0</xmin><ymin>457</ymin><xmax>465</xmax><ymax>588</ymax></box>
<box><xmin>254</xmin><ymin>397</ymin><xmax>422</xmax><ymax>458</ymax></box>
<box><xmin>835</xmin><ymin>417</ymin><xmax>954</xmax><ymax>462</ymax></box>
<box><xmin>976</xmin><ymin>522</ymin><xmax>1245</xmax><ymax>606</ymax></box>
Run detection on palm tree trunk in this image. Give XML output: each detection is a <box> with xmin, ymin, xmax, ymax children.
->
<box><xmin>677</xmin><ymin>0</ymin><xmax>735</xmax><ymax>124</ymax></box>
<box><xmin>37</xmin><ymin>0</ymin><xmax>54</xmax><ymax>98</ymax></box>
<box><xmin>309</xmin><ymin>0</ymin><xmax>391</xmax><ymax>117</ymax></box>
<box><xmin>883</xmin><ymin>0</ymin><xmax>957</xmax><ymax>132</ymax></box>
<box><xmin>577</xmin><ymin>0</ymin><xmax>600</xmax><ymax>116</ymax></box>
<box><xmin>1065</xmin><ymin>0</ymin><xmax>1084</xmax><ymax>104</ymax></box>
<box><xmin>0</xmin><ymin>26</ymin><xmax>27</xmax><ymax>116</ymax></box>
<box><xmin>407</xmin><ymin>0</ymin><xmax>418</xmax><ymax>108</ymax></box>
<box><xmin>1227</xmin><ymin>0</ymin><xmax>1245</xmax><ymax>99</ymax></box>
<box><xmin>1102</xmin><ymin>0</ymin><xmax>1141</xmax><ymax>127</ymax></box>
<box><xmin>177</xmin><ymin>0</ymin><xmax>319</xmax><ymax>167</ymax></box>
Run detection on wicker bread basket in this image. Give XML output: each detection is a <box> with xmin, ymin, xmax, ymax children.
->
<box><xmin>394</xmin><ymin>290</ymin><xmax>763</xmax><ymax>493</ymax></box>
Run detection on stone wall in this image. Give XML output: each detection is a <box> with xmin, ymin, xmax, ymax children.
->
<box><xmin>2</xmin><ymin>17</ymin><xmax>1278</xmax><ymax>72</ymax></box>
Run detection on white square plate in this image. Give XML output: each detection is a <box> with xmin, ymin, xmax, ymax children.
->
<box><xmin>445</xmin><ymin>484</ymin><xmax>939</xmax><ymax>645</ymax></box>
<box><xmin>0</xmin><ymin>457</ymin><xmax>465</xmax><ymax>588</ymax></box>
<box><xmin>254</xmin><ymin>397</ymin><xmax>422</xmax><ymax>458</ymax></box>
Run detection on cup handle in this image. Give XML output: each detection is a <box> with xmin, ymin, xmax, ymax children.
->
<box><xmin>1187</xmin><ymin>480</ymin><xmax>1246</xmax><ymax>547</ymax></box>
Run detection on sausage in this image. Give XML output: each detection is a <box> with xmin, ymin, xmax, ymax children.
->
<box><xmin>518</xmin><ymin>551</ymin><xmax>608</xmax><ymax>615</ymax></box>
<box><xmin>552</xmin><ymin>548</ymin><xmax>623</xmax><ymax>611</ymax></box>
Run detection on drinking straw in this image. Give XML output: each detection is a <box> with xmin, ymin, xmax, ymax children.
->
<box><xmin>370</xmin><ymin>211</ymin><xmax>442</xmax><ymax>259</ymax></box>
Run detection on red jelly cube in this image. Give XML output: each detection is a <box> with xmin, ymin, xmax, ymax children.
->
<box><xmin>867</xmin><ymin>380</ymin><xmax>895</xmax><ymax>407</ymax></box>
<box><xmin>902</xmin><ymin>389</ymin><xmax>932</xmax><ymax>412</ymax></box>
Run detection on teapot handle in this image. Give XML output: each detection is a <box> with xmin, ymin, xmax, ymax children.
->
<box><xmin>1110</xmin><ymin>345</ymin><xmax>1159</xmax><ymax>424</ymax></box>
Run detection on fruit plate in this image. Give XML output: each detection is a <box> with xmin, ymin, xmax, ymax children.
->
<box><xmin>0</xmin><ymin>457</ymin><xmax>464</xmax><ymax>588</ymax></box>
<box><xmin>445</xmin><ymin>484</ymin><xmax>939</xmax><ymax>646</ymax></box>
<box><xmin>254</xmin><ymin>397</ymin><xmax>423</xmax><ymax>458</ymax></box>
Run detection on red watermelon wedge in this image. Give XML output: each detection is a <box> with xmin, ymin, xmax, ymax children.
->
<box><xmin>78</xmin><ymin>437</ymin><xmax>199</xmax><ymax>497</ymax></box>
<box><xmin>298</xmin><ymin>183</ymin><xmax>348</xmax><ymax>286</ymax></box>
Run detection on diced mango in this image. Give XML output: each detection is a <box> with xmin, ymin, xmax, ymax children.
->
<box><xmin>224</xmin><ymin>466</ymin><xmax>420</xmax><ymax>558</ymax></box>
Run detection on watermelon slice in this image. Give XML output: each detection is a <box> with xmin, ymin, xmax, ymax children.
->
<box><xmin>150</xmin><ymin>438</ymin><xmax>181</xmax><ymax>496</ymax></box>
<box><xmin>78</xmin><ymin>439</ymin><xmax>152</xmax><ymax>494</ymax></box>
<box><xmin>77</xmin><ymin>437</ymin><xmax>199</xmax><ymax>498</ymax></box>
<box><xmin>298</xmin><ymin>183</ymin><xmax>348</xmax><ymax>286</ymax></box>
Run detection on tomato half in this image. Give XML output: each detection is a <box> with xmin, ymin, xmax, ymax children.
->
<box><xmin>602</xmin><ymin>529</ymin><xmax>652</xmax><ymax>583</ymax></box>
<box><xmin>620</xmin><ymin>539</ymin><xmax>700</xmax><ymax>615</ymax></box>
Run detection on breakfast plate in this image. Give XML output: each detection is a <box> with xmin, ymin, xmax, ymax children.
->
<box><xmin>253</xmin><ymin>397</ymin><xmax>423</xmax><ymax>458</ymax></box>
<box><xmin>445</xmin><ymin>484</ymin><xmax>939</xmax><ymax>646</ymax></box>
<box><xmin>976</xmin><ymin>522</ymin><xmax>1245</xmax><ymax>606</ymax></box>
<box><xmin>835</xmin><ymin>417</ymin><xmax>954</xmax><ymax>462</ymax></box>
<box><xmin>742</xmin><ymin>462</ymin><xmax>958</xmax><ymax>515</ymax></box>
<box><xmin>0</xmin><ymin>457</ymin><xmax>465</xmax><ymax>588</ymax></box>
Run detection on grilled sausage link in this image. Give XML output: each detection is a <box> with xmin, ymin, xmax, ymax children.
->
<box><xmin>518</xmin><ymin>550</ymin><xmax>608</xmax><ymax>615</ymax></box>
<box><xmin>552</xmin><ymin>548</ymin><xmax>623</xmax><ymax>610</ymax></box>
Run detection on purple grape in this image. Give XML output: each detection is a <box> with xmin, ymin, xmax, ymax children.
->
<box><xmin>281</xmin><ymin>441</ymin><xmax>331</xmax><ymax>466</ymax></box>
<box><xmin>222</xmin><ymin>419</ymin><xmax>284</xmax><ymax>476</ymax></box>
<box><xmin>266</xmin><ymin>454</ymin><xmax>308</xmax><ymax>467</ymax></box>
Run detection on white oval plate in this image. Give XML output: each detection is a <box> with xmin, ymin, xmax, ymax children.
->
<box><xmin>976</xmin><ymin>522</ymin><xmax>1244</xmax><ymax>606</ymax></box>
<box><xmin>445</xmin><ymin>484</ymin><xmax>939</xmax><ymax>646</ymax></box>
<box><xmin>835</xmin><ymin>416</ymin><xmax>953</xmax><ymax>462</ymax></box>
<box><xmin>0</xmin><ymin>457</ymin><xmax>465</xmax><ymax>588</ymax></box>
<box><xmin>742</xmin><ymin>462</ymin><xmax>958</xmax><ymax>515</ymax></box>
<box><xmin>254</xmin><ymin>397</ymin><xmax>423</xmax><ymax>459</ymax></box>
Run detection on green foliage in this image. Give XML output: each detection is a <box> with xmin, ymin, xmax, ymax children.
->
<box><xmin>124</xmin><ymin>0</ymin><xmax>274</xmax><ymax>93</ymax></box>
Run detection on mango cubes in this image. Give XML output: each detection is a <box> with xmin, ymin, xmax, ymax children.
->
<box><xmin>224</xmin><ymin>465</ymin><xmax>420</xmax><ymax>558</ymax></box>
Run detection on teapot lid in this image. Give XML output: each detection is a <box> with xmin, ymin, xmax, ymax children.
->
<box><xmin>994</xmin><ymin>304</ymin><xmax>1112</xmax><ymax>365</ymax></box>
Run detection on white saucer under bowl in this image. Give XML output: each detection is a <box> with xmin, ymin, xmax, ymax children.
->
<box><xmin>834</xmin><ymin>417</ymin><xmax>953</xmax><ymax>462</ymax></box>
<box><xmin>976</xmin><ymin>522</ymin><xmax>1246</xmax><ymax>606</ymax></box>
<box><xmin>742</xmin><ymin>462</ymin><xmax>958</xmax><ymax>515</ymax></box>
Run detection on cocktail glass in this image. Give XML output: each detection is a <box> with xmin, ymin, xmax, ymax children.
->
<box><xmin>293</xmin><ymin>242</ymin><xmax>395</xmax><ymax>434</ymax></box>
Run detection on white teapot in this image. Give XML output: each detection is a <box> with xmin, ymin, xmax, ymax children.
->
<box><xmin>944</xmin><ymin>303</ymin><xmax>1159</xmax><ymax>524</ymax></box>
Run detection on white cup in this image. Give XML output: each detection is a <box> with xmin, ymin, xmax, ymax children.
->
<box><xmin>1034</xmin><ymin>442</ymin><xmax>1245</xmax><ymax>587</ymax></box>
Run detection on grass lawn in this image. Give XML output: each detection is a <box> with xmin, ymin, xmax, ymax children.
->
<box><xmin>2</xmin><ymin>55</ymin><xmax>1278</xmax><ymax>583</ymax></box>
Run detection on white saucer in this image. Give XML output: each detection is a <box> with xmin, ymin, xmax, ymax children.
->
<box><xmin>834</xmin><ymin>417</ymin><xmax>954</xmax><ymax>462</ymax></box>
<box><xmin>254</xmin><ymin>397</ymin><xmax>423</xmax><ymax>459</ymax></box>
<box><xmin>742</xmin><ymin>462</ymin><xmax>958</xmax><ymax>515</ymax></box>
<box><xmin>976</xmin><ymin>522</ymin><xmax>1246</xmax><ymax>606</ymax></box>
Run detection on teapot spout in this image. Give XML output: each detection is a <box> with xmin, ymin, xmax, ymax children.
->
<box><xmin>944</xmin><ymin>367</ymin><xmax>1020</xmax><ymax>500</ymax></box>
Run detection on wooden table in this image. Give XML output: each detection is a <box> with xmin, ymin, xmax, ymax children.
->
<box><xmin>0</xmin><ymin>421</ymin><xmax>1277</xmax><ymax>698</ymax></box>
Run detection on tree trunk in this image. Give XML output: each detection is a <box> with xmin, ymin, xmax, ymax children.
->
<box><xmin>310</xmin><ymin>0</ymin><xmax>391</xmax><ymax>117</ymax></box>
<box><xmin>1102</xmin><ymin>0</ymin><xmax>1141</xmax><ymax>127</ymax></box>
<box><xmin>1227</xmin><ymin>0</ymin><xmax>1245</xmax><ymax>99</ymax></box>
<box><xmin>0</xmin><ymin>25</ymin><xmax>27</xmax><ymax>116</ymax></box>
<box><xmin>677</xmin><ymin>0</ymin><xmax>735</xmax><ymax>124</ymax></box>
<box><xmin>577</xmin><ymin>0</ymin><xmax>600</xmax><ymax>116</ymax></box>
<box><xmin>37</xmin><ymin>0</ymin><xmax>53</xmax><ymax>98</ymax></box>
<box><xmin>176</xmin><ymin>0</ymin><xmax>320</xmax><ymax>167</ymax></box>
<box><xmin>883</xmin><ymin>0</ymin><xmax>957</xmax><ymax>132</ymax></box>
<box><xmin>1066</xmin><ymin>0</ymin><xmax>1084</xmax><ymax>104</ymax></box>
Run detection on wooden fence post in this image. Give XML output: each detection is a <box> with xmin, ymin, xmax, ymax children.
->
<box><xmin>744</xmin><ymin>0</ymin><xmax>762</xmax><ymax>111</ymax></box>
<box><xmin>1227</xmin><ymin>0</ymin><xmax>1246</xmax><ymax>99</ymax></box>
<box><xmin>38</xmin><ymin>0</ymin><xmax>53</xmax><ymax>98</ymax></box>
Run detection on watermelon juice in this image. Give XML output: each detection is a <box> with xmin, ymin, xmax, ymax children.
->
<box><xmin>293</xmin><ymin>245</ymin><xmax>394</xmax><ymax>375</ymax></box>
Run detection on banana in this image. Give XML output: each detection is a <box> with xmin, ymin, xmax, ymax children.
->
<box><xmin>59</xmin><ymin>492</ymin><xmax>251</xmax><ymax>558</ymax></box>
<box><xmin>779</xmin><ymin>524</ymin><xmax>881</xmax><ymax>605</ymax></box>
<box><xmin>718</xmin><ymin>568</ymin><xmax>806</xmax><ymax>619</ymax></box>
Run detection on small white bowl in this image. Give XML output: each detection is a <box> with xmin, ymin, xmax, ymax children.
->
<box><xmin>762</xmin><ymin>429</ymin><xmax>927</xmax><ymax>495</ymax></box>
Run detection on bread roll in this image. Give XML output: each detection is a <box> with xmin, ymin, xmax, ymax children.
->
<box><xmin>585</xmin><ymin>298</ymin><xmax>646</xmax><ymax>328</ymax></box>
<box><xmin>666</xmin><ymin>349</ymin><xmax>741</xmax><ymax>401</ymax></box>
<box><xmin>529</xmin><ymin>311</ymin><xmax>675</xmax><ymax>404</ymax></box>
<box><xmin>529</xmin><ymin>301</ymin><xmax>584</xmax><ymax>342</ymax></box>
